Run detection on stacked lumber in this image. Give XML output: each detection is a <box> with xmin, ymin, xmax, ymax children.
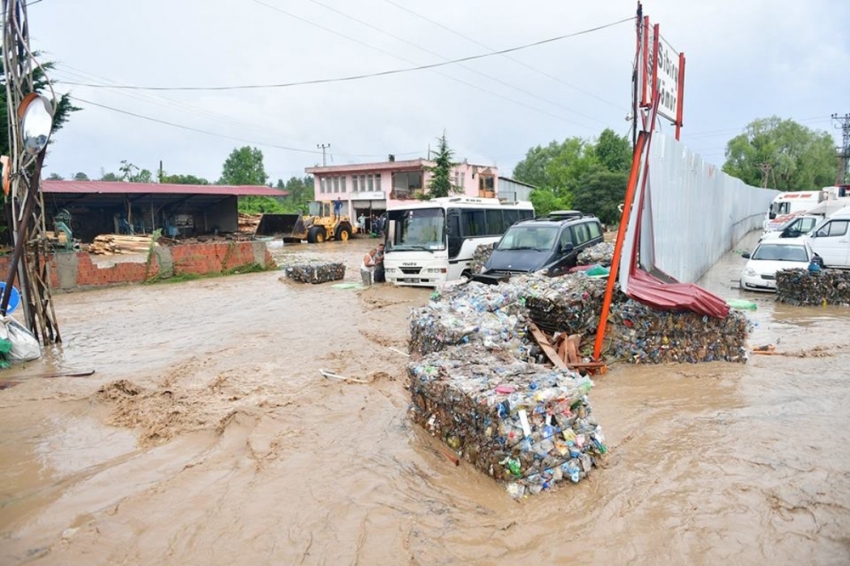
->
<box><xmin>238</xmin><ymin>213</ymin><xmax>262</xmax><ymax>234</ymax></box>
<box><xmin>88</xmin><ymin>234</ymin><xmax>155</xmax><ymax>255</ymax></box>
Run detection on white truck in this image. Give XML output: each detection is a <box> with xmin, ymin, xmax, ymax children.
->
<box><xmin>805</xmin><ymin>207</ymin><xmax>850</xmax><ymax>268</ymax></box>
<box><xmin>763</xmin><ymin>191</ymin><xmax>823</xmax><ymax>232</ymax></box>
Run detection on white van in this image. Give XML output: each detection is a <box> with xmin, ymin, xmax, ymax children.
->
<box><xmin>763</xmin><ymin>191</ymin><xmax>823</xmax><ymax>231</ymax></box>
<box><xmin>806</xmin><ymin>208</ymin><xmax>850</xmax><ymax>268</ymax></box>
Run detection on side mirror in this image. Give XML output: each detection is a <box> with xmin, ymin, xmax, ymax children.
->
<box><xmin>560</xmin><ymin>242</ymin><xmax>574</xmax><ymax>254</ymax></box>
<box><xmin>741</xmin><ymin>252</ymin><xmax>751</xmax><ymax>259</ymax></box>
<box><xmin>768</xmin><ymin>212</ymin><xmax>776</xmax><ymax>220</ymax></box>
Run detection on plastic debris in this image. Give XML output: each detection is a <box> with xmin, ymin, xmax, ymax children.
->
<box><xmin>284</xmin><ymin>262</ymin><xmax>346</xmax><ymax>284</ymax></box>
<box><xmin>469</xmin><ymin>243</ymin><xmax>495</xmax><ymax>275</ymax></box>
<box><xmin>407</xmin><ymin>345</ymin><xmax>605</xmax><ymax>498</ymax></box>
<box><xmin>577</xmin><ymin>242</ymin><xmax>614</xmax><ymax>266</ymax></box>
<box><xmin>606</xmin><ymin>300</ymin><xmax>750</xmax><ymax>363</ymax></box>
<box><xmin>776</xmin><ymin>269</ymin><xmax>850</xmax><ymax>306</ymax></box>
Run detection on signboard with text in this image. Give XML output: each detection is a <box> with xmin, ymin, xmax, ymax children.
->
<box><xmin>638</xmin><ymin>15</ymin><xmax>686</xmax><ymax>134</ymax></box>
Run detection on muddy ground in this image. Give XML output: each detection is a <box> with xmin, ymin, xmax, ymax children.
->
<box><xmin>0</xmin><ymin>234</ymin><xmax>848</xmax><ymax>565</ymax></box>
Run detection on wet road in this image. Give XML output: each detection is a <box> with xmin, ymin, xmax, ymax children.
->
<box><xmin>1</xmin><ymin>233</ymin><xmax>849</xmax><ymax>565</ymax></box>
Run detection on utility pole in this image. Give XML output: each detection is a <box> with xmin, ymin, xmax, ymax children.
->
<box><xmin>317</xmin><ymin>143</ymin><xmax>330</xmax><ymax>167</ymax></box>
<box><xmin>758</xmin><ymin>163</ymin><xmax>772</xmax><ymax>188</ymax></box>
<box><xmin>832</xmin><ymin>113</ymin><xmax>850</xmax><ymax>185</ymax></box>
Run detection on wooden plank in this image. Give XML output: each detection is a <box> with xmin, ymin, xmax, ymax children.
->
<box><xmin>528</xmin><ymin>322</ymin><xmax>569</xmax><ymax>370</ymax></box>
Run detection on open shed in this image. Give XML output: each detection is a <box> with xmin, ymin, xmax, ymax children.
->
<box><xmin>42</xmin><ymin>180</ymin><xmax>286</xmax><ymax>242</ymax></box>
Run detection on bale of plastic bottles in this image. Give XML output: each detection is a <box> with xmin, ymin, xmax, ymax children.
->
<box><xmin>776</xmin><ymin>269</ymin><xmax>850</xmax><ymax>306</ymax></box>
<box><xmin>606</xmin><ymin>300</ymin><xmax>750</xmax><ymax>363</ymax></box>
<box><xmin>577</xmin><ymin>242</ymin><xmax>614</xmax><ymax>266</ymax></box>
<box><xmin>284</xmin><ymin>262</ymin><xmax>346</xmax><ymax>284</ymax></box>
<box><xmin>469</xmin><ymin>243</ymin><xmax>495</xmax><ymax>275</ymax></box>
<box><xmin>524</xmin><ymin>273</ymin><xmax>624</xmax><ymax>336</ymax></box>
<box><xmin>407</xmin><ymin>345</ymin><xmax>606</xmax><ymax>498</ymax></box>
<box><xmin>409</xmin><ymin>279</ymin><xmax>529</xmax><ymax>357</ymax></box>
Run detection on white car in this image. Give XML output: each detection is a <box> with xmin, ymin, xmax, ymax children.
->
<box><xmin>740</xmin><ymin>240</ymin><xmax>813</xmax><ymax>292</ymax></box>
<box><xmin>759</xmin><ymin>215</ymin><xmax>820</xmax><ymax>242</ymax></box>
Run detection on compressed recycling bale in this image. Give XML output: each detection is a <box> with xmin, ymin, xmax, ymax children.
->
<box><xmin>606</xmin><ymin>300</ymin><xmax>750</xmax><ymax>363</ymax></box>
<box><xmin>776</xmin><ymin>269</ymin><xmax>850</xmax><ymax>306</ymax></box>
<box><xmin>523</xmin><ymin>273</ymin><xmax>625</xmax><ymax>337</ymax></box>
<box><xmin>407</xmin><ymin>345</ymin><xmax>605</xmax><ymax>498</ymax></box>
<box><xmin>284</xmin><ymin>262</ymin><xmax>345</xmax><ymax>284</ymax></box>
<box><xmin>409</xmin><ymin>281</ymin><xmax>529</xmax><ymax>357</ymax></box>
<box><xmin>577</xmin><ymin>242</ymin><xmax>614</xmax><ymax>266</ymax></box>
<box><xmin>469</xmin><ymin>243</ymin><xmax>495</xmax><ymax>275</ymax></box>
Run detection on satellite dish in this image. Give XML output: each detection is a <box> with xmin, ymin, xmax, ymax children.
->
<box><xmin>18</xmin><ymin>93</ymin><xmax>54</xmax><ymax>156</ymax></box>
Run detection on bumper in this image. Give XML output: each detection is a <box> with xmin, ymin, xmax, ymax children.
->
<box><xmin>387</xmin><ymin>273</ymin><xmax>447</xmax><ymax>287</ymax></box>
<box><xmin>740</xmin><ymin>274</ymin><xmax>776</xmax><ymax>292</ymax></box>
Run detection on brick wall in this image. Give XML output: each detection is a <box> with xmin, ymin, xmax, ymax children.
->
<box><xmin>0</xmin><ymin>241</ymin><xmax>275</xmax><ymax>291</ymax></box>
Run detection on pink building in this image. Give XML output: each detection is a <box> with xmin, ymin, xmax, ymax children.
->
<box><xmin>305</xmin><ymin>157</ymin><xmax>498</xmax><ymax>222</ymax></box>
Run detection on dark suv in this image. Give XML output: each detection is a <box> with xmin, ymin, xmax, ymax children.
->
<box><xmin>474</xmin><ymin>211</ymin><xmax>604</xmax><ymax>283</ymax></box>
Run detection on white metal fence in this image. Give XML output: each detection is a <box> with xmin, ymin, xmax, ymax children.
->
<box><xmin>638</xmin><ymin>134</ymin><xmax>779</xmax><ymax>283</ymax></box>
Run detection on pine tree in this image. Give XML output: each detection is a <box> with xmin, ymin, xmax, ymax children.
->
<box><xmin>424</xmin><ymin>133</ymin><xmax>461</xmax><ymax>199</ymax></box>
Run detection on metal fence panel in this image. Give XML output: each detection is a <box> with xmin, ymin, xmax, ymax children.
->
<box><xmin>643</xmin><ymin>134</ymin><xmax>779</xmax><ymax>283</ymax></box>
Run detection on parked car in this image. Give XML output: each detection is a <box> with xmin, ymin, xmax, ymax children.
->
<box><xmin>740</xmin><ymin>240</ymin><xmax>813</xmax><ymax>292</ymax></box>
<box><xmin>473</xmin><ymin>211</ymin><xmax>604</xmax><ymax>283</ymax></box>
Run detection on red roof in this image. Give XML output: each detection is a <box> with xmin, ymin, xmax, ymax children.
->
<box><xmin>43</xmin><ymin>180</ymin><xmax>287</xmax><ymax>197</ymax></box>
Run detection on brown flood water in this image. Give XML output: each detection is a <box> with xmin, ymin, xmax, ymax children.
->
<box><xmin>1</xmin><ymin>233</ymin><xmax>849</xmax><ymax>565</ymax></box>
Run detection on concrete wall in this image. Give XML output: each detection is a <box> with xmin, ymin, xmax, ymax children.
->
<box><xmin>640</xmin><ymin>134</ymin><xmax>779</xmax><ymax>283</ymax></box>
<box><xmin>0</xmin><ymin>241</ymin><xmax>275</xmax><ymax>291</ymax></box>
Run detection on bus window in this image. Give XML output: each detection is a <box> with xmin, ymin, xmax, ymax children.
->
<box><xmin>504</xmin><ymin>209</ymin><xmax>519</xmax><ymax>228</ymax></box>
<box><xmin>447</xmin><ymin>211</ymin><xmax>462</xmax><ymax>258</ymax></box>
<box><xmin>519</xmin><ymin>209</ymin><xmax>534</xmax><ymax>221</ymax></box>
<box><xmin>486</xmin><ymin>210</ymin><xmax>504</xmax><ymax>235</ymax></box>
<box><xmin>461</xmin><ymin>209</ymin><xmax>486</xmax><ymax>237</ymax></box>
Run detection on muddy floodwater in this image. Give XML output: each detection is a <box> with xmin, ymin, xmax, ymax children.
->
<box><xmin>1</xmin><ymin>233</ymin><xmax>849</xmax><ymax>565</ymax></box>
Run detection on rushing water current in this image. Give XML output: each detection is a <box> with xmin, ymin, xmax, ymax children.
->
<box><xmin>0</xmin><ymin>234</ymin><xmax>848</xmax><ymax>565</ymax></box>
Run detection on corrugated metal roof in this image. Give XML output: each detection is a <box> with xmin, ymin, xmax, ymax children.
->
<box><xmin>42</xmin><ymin>180</ymin><xmax>287</xmax><ymax>197</ymax></box>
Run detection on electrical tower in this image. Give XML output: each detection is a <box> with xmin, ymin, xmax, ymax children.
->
<box><xmin>317</xmin><ymin>143</ymin><xmax>330</xmax><ymax>167</ymax></box>
<box><xmin>833</xmin><ymin>113</ymin><xmax>850</xmax><ymax>185</ymax></box>
<box><xmin>1</xmin><ymin>0</ymin><xmax>61</xmax><ymax>343</ymax></box>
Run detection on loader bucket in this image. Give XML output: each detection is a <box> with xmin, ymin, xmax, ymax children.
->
<box><xmin>255</xmin><ymin>213</ymin><xmax>306</xmax><ymax>242</ymax></box>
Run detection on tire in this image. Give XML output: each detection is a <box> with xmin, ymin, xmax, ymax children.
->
<box><xmin>461</xmin><ymin>270</ymin><xmax>472</xmax><ymax>280</ymax></box>
<box><xmin>307</xmin><ymin>226</ymin><xmax>325</xmax><ymax>244</ymax></box>
<box><xmin>335</xmin><ymin>224</ymin><xmax>352</xmax><ymax>242</ymax></box>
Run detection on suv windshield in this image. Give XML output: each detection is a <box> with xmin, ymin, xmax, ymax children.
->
<box><xmin>752</xmin><ymin>243</ymin><xmax>809</xmax><ymax>262</ymax></box>
<box><xmin>386</xmin><ymin>208</ymin><xmax>446</xmax><ymax>251</ymax></box>
<box><xmin>497</xmin><ymin>225</ymin><xmax>558</xmax><ymax>251</ymax></box>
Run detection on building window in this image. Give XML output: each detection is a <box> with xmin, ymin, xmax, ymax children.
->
<box><xmin>320</xmin><ymin>177</ymin><xmax>329</xmax><ymax>194</ymax></box>
<box><xmin>453</xmin><ymin>171</ymin><xmax>465</xmax><ymax>188</ymax></box>
<box><xmin>392</xmin><ymin>171</ymin><xmax>423</xmax><ymax>199</ymax></box>
<box><xmin>340</xmin><ymin>176</ymin><xmax>346</xmax><ymax>193</ymax></box>
<box><xmin>352</xmin><ymin>175</ymin><xmax>359</xmax><ymax>192</ymax></box>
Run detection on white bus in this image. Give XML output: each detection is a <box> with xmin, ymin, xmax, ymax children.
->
<box><xmin>383</xmin><ymin>197</ymin><xmax>535</xmax><ymax>287</ymax></box>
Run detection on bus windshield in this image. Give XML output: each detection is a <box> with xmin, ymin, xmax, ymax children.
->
<box><xmin>386</xmin><ymin>208</ymin><xmax>446</xmax><ymax>251</ymax></box>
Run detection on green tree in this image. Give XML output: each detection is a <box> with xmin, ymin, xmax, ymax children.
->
<box><xmin>0</xmin><ymin>55</ymin><xmax>79</xmax><ymax>159</ymax></box>
<box><xmin>73</xmin><ymin>172</ymin><xmax>90</xmax><ymax>181</ymax></box>
<box><xmin>723</xmin><ymin>116</ymin><xmax>837</xmax><ymax>190</ymax></box>
<box><xmin>529</xmin><ymin>188</ymin><xmax>571</xmax><ymax>216</ymax></box>
<box><xmin>47</xmin><ymin>172</ymin><xmax>63</xmax><ymax>180</ymax></box>
<box><xmin>512</xmin><ymin>141</ymin><xmax>563</xmax><ymax>189</ymax></box>
<box><xmin>161</xmin><ymin>173</ymin><xmax>209</xmax><ymax>185</ymax></box>
<box><xmin>219</xmin><ymin>146</ymin><xmax>268</xmax><ymax>186</ymax></box>
<box><xmin>593</xmin><ymin>128</ymin><xmax>632</xmax><ymax>173</ymax></box>
<box><xmin>101</xmin><ymin>171</ymin><xmax>120</xmax><ymax>181</ymax></box>
<box><xmin>279</xmin><ymin>175</ymin><xmax>314</xmax><ymax>212</ymax></box>
<box><xmin>423</xmin><ymin>133</ymin><xmax>461</xmax><ymax>199</ymax></box>
<box><xmin>572</xmin><ymin>171</ymin><xmax>629</xmax><ymax>226</ymax></box>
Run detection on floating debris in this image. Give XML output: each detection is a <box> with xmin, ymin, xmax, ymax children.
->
<box><xmin>284</xmin><ymin>262</ymin><xmax>346</xmax><ymax>284</ymax></box>
<box><xmin>407</xmin><ymin>345</ymin><xmax>605</xmax><ymax>498</ymax></box>
<box><xmin>776</xmin><ymin>269</ymin><xmax>850</xmax><ymax>306</ymax></box>
<box><xmin>577</xmin><ymin>242</ymin><xmax>614</xmax><ymax>266</ymax></box>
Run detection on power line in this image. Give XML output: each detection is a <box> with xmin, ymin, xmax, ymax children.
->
<box><xmin>67</xmin><ymin>95</ymin><xmax>420</xmax><ymax>158</ymax></box>
<box><xmin>56</xmin><ymin>14</ymin><xmax>633</xmax><ymax>93</ymax></box>
<box><xmin>382</xmin><ymin>0</ymin><xmax>627</xmax><ymax>112</ymax></box>
<box><xmin>302</xmin><ymin>0</ymin><xmax>614</xmax><ymax>126</ymax></box>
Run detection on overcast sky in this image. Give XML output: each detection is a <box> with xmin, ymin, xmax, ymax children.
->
<box><xmin>34</xmin><ymin>0</ymin><xmax>850</xmax><ymax>183</ymax></box>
